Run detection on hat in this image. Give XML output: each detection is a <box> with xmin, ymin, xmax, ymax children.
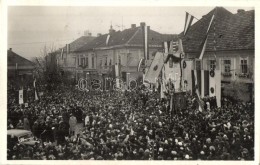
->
<box><xmin>185</xmin><ymin>154</ymin><xmax>189</xmax><ymax>159</ymax></box>
<box><xmin>139</xmin><ymin>148</ymin><xmax>144</xmax><ymax>153</ymax></box>
<box><xmin>200</xmin><ymin>151</ymin><xmax>205</xmax><ymax>155</ymax></box>
<box><xmin>178</xmin><ymin>142</ymin><xmax>183</xmax><ymax>146</ymax></box>
<box><xmin>209</xmin><ymin>146</ymin><xmax>215</xmax><ymax>151</ymax></box>
<box><xmin>159</xmin><ymin>147</ymin><xmax>163</xmax><ymax>152</ymax></box>
<box><xmin>242</xmin><ymin>148</ymin><xmax>248</xmax><ymax>154</ymax></box>
<box><xmin>171</xmin><ymin>151</ymin><xmax>177</xmax><ymax>155</ymax></box>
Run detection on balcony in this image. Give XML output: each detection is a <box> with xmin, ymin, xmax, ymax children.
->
<box><xmin>236</xmin><ymin>73</ymin><xmax>250</xmax><ymax>78</ymax></box>
<box><xmin>78</xmin><ymin>65</ymin><xmax>88</xmax><ymax>69</ymax></box>
<box><xmin>222</xmin><ymin>72</ymin><xmax>232</xmax><ymax>77</ymax></box>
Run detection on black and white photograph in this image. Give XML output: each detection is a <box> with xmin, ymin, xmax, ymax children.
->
<box><xmin>1</xmin><ymin>0</ymin><xmax>259</xmax><ymax>164</ymax></box>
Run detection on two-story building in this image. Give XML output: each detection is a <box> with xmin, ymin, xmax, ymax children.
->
<box><xmin>74</xmin><ymin>23</ymin><xmax>177</xmax><ymax>88</ymax></box>
<box><xmin>180</xmin><ymin>7</ymin><xmax>254</xmax><ymax>101</ymax></box>
<box><xmin>56</xmin><ymin>33</ymin><xmax>96</xmax><ymax>82</ymax></box>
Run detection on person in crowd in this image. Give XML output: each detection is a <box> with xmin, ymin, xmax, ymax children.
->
<box><xmin>16</xmin><ymin>119</ymin><xmax>24</xmax><ymax>129</ymax></box>
<box><xmin>69</xmin><ymin>114</ymin><xmax>77</xmax><ymax>136</ymax></box>
<box><xmin>7</xmin><ymin>83</ymin><xmax>254</xmax><ymax>160</ymax></box>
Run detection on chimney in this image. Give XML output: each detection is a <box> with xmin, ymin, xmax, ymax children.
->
<box><xmin>140</xmin><ymin>22</ymin><xmax>146</xmax><ymax>27</ymax></box>
<box><xmin>131</xmin><ymin>24</ymin><xmax>136</xmax><ymax>28</ymax></box>
<box><xmin>97</xmin><ymin>33</ymin><xmax>102</xmax><ymax>37</ymax></box>
<box><xmin>9</xmin><ymin>48</ymin><xmax>12</xmax><ymax>51</ymax></box>
<box><xmin>84</xmin><ymin>30</ymin><xmax>92</xmax><ymax>36</ymax></box>
<box><xmin>237</xmin><ymin>9</ymin><xmax>245</xmax><ymax>14</ymax></box>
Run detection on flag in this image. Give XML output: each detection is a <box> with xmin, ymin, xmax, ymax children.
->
<box><xmin>192</xmin><ymin>70</ymin><xmax>204</xmax><ymax>112</ymax></box>
<box><xmin>192</xmin><ymin>70</ymin><xmax>210</xmax><ymax>98</ymax></box>
<box><xmin>137</xmin><ymin>58</ymin><xmax>144</xmax><ymax>72</ymax></box>
<box><xmin>33</xmin><ymin>79</ymin><xmax>39</xmax><ymax>101</ymax></box>
<box><xmin>184</xmin><ymin>12</ymin><xmax>194</xmax><ymax>36</ymax></box>
<box><xmin>198</xmin><ymin>14</ymin><xmax>215</xmax><ymax>60</ymax></box>
<box><xmin>106</xmin><ymin>34</ymin><xmax>110</xmax><ymax>46</ymax></box>
<box><xmin>61</xmin><ymin>48</ymin><xmax>64</xmax><ymax>59</ymax></box>
<box><xmin>19</xmin><ymin>90</ymin><xmax>23</xmax><ymax>104</ymax></box>
<box><xmin>141</xmin><ymin>24</ymin><xmax>150</xmax><ymax>60</ymax></box>
<box><xmin>160</xmin><ymin>54</ymin><xmax>167</xmax><ymax>99</ymax></box>
<box><xmin>66</xmin><ymin>44</ymin><xmax>70</xmax><ymax>58</ymax></box>
<box><xmin>144</xmin><ymin>52</ymin><xmax>164</xmax><ymax>84</ymax></box>
<box><xmin>163</xmin><ymin>41</ymin><xmax>169</xmax><ymax>54</ymax></box>
<box><xmin>114</xmin><ymin>64</ymin><xmax>120</xmax><ymax>88</ymax></box>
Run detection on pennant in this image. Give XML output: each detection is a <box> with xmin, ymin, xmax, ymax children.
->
<box><xmin>144</xmin><ymin>52</ymin><xmax>164</xmax><ymax>84</ymax></box>
<box><xmin>137</xmin><ymin>58</ymin><xmax>144</xmax><ymax>72</ymax></box>
<box><xmin>199</xmin><ymin>14</ymin><xmax>215</xmax><ymax>60</ymax></box>
<box><xmin>184</xmin><ymin>12</ymin><xmax>194</xmax><ymax>36</ymax></box>
<box><xmin>33</xmin><ymin>79</ymin><xmax>39</xmax><ymax>101</ymax></box>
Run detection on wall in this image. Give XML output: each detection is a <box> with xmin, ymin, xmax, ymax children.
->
<box><xmin>187</xmin><ymin>50</ymin><xmax>254</xmax><ymax>84</ymax></box>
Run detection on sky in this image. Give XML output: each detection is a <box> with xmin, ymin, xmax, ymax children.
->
<box><xmin>8</xmin><ymin>6</ymin><xmax>254</xmax><ymax>60</ymax></box>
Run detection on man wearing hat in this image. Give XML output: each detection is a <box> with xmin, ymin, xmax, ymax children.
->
<box><xmin>69</xmin><ymin>113</ymin><xmax>77</xmax><ymax>136</ymax></box>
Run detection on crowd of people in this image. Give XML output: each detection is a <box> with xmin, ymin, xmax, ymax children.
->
<box><xmin>7</xmin><ymin>83</ymin><xmax>254</xmax><ymax>160</ymax></box>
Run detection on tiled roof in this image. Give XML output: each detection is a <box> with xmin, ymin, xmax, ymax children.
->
<box><xmin>76</xmin><ymin>34</ymin><xmax>109</xmax><ymax>51</ymax></box>
<box><xmin>179</xmin><ymin>7</ymin><xmax>254</xmax><ymax>56</ymax></box>
<box><xmin>8</xmin><ymin>49</ymin><xmax>35</xmax><ymax>67</ymax></box>
<box><xmin>76</xmin><ymin>26</ymin><xmax>177</xmax><ymax>51</ymax></box>
<box><xmin>68</xmin><ymin>36</ymin><xmax>96</xmax><ymax>52</ymax></box>
<box><xmin>59</xmin><ymin>36</ymin><xmax>96</xmax><ymax>52</ymax></box>
<box><xmin>128</xmin><ymin>28</ymin><xmax>177</xmax><ymax>46</ymax></box>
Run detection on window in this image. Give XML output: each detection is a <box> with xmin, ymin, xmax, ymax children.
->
<box><xmin>109</xmin><ymin>59</ymin><xmax>112</xmax><ymax>66</ymax></box>
<box><xmin>209</xmin><ymin>60</ymin><xmax>216</xmax><ymax>70</ymax></box>
<box><xmin>119</xmin><ymin>55</ymin><xmax>121</xmax><ymax>65</ymax></box>
<box><xmin>73</xmin><ymin>57</ymin><xmax>76</xmax><ymax>66</ymax></box>
<box><xmin>241</xmin><ymin>59</ymin><xmax>248</xmax><ymax>74</ymax></box>
<box><xmin>100</xmin><ymin>59</ymin><xmax>102</xmax><ymax>67</ymax></box>
<box><xmin>223</xmin><ymin>60</ymin><xmax>231</xmax><ymax>73</ymax></box>
<box><xmin>92</xmin><ymin>56</ymin><xmax>95</xmax><ymax>68</ymax></box>
<box><xmin>105</xmin><ymin>56</ymin><xmax>108</xmax><ymax>66</ymax></box>
<box><xmin>86</xmin><ymin>57</ymin><xmax>89</xmax><ymax>68</ymax></box>
<box><xmin>81</xmin><ymin>58</ymin><xmax>85</xmax><ymax>66</ymax></box>
<box><xmin>195</xmin><ymin>60</ymin><xmax>202</xmax><ymax>70</ymax></box>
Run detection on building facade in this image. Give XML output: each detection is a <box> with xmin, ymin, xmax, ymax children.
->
<box><xmin>56</xmin><ymin>34</ymin><xmax>96</xmax><ymax>82</ymax></box>
<box><xmin>180</xmin><ymin>7</ymin><xmax>254</xmax><ymax>101</ymax></box>
<box><xmin>8</xmin><ymin>48</ymin><xmax>35</xmax><ymax>89</ymax></box>
<box><xmin>74</xmin><ymin>23</ymin><xmax>177</xmax><ymax>89</ymax></box>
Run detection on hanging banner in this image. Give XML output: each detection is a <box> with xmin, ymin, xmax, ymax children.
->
<box><xmin>19</xmin><ymin>90</ymin><xmax>24</xmax><ymax>104</ymax></box>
